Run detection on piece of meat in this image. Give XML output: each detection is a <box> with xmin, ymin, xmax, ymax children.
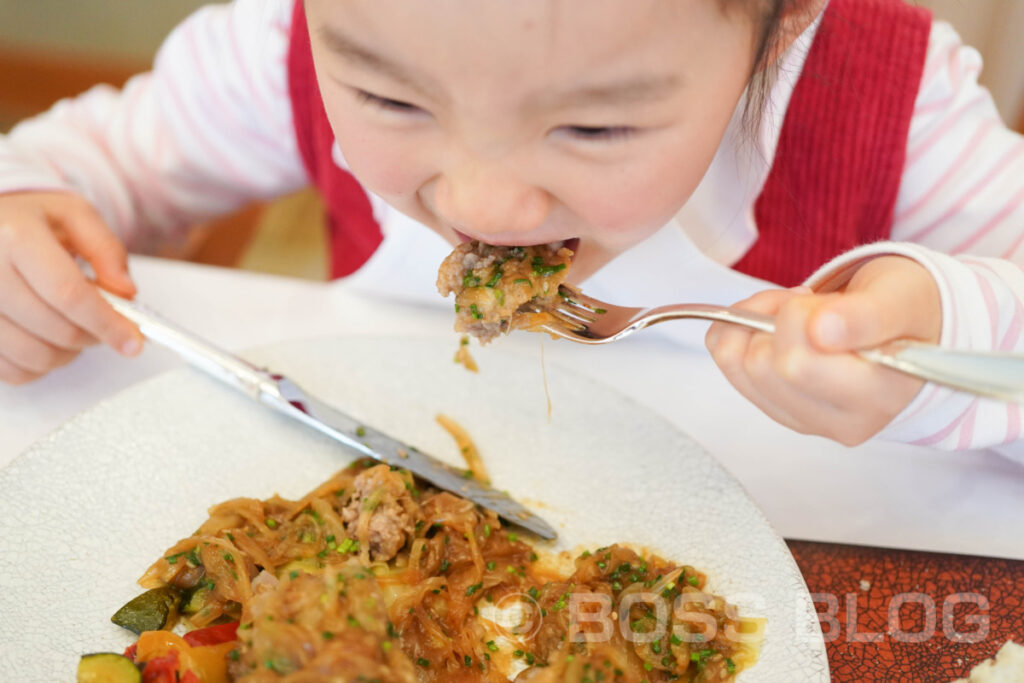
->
<box><xmin>437</xmin><ymin>241</ymin><xmax>573</xmax><ymax>343</ymax></box>
<box><xmin>341</xmin><ymin>465</ymin><xmax>422</xmax><ymax>562</ymax></box>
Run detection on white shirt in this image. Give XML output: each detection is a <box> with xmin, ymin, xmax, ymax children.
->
<box><xmin>2</xmin><ymin>0</ymin><xmax>1024</xmax><ymax>460</ymax></box>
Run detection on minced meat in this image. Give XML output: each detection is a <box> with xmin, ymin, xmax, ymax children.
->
<box><xmin>437</xmin><ymin>241</ymin><xmax>573</xmax><ymax>343</ymax></box>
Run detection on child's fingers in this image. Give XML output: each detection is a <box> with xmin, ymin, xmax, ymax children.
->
<box><xmin>0</xmin><ymin>264</ymin><xmax>96</xmax><ymax>351</ymax></box>
<box><xmin>810</xmin><ymin>291</ymin><xmax>910</xmax><ymax>351</ymax></box>
<box><xmin>728</xmin><ymin>344</ymin><xmax>905</xmax><ymax>445</ymax></box>
<box><xmin>706</xmin><ymin>288</ymin><xmax>809</xmax><ymax>427</ymax></box>
<box><xmin>705</xmin><ymin>288</ymin><xmax>797</xmax><ymax>346</ymax></box>
<box><xmin>809</xmin><ymin>257</ymin><xmax>941</xmax><ymax>351</ymax></box>
<box><xmin>0</xmin><ymin>315</ymin><xmax>80</xmax><ymax>375</ymax></box>
<box><xmin>0</xmin><ymin>353</ymin><xmax>42</xmax><ymax>386</ymax></box>
<box><xmin>771</xmin><ymin>292</ymin><xmax>851</xmax><ymax>411</ymax></box>
<box><xmin>50</xmin><ymin>198</ymin><xmax>136</xmax><ymax>297</ymax></box>
<box><xmin>7</xmin><ymin>225</ymin><xmax>142</xmax><ymax>356</ymax></box>
<box><xmin>717</xmin><ymin>327</ymin><xmax>817</xmax><ymax>433</ymax></box>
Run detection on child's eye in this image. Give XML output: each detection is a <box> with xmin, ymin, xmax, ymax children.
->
<box><xmin>356</xmin><ymin>89</ymin><xmax>423</xmax><ymax>114</ymax></box>
<box><xmin>560</xmin><ymin>125</ymin><xmax>637</xmax><ymax>141</ymax></box>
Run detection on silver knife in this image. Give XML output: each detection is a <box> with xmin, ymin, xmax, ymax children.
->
<box><xmin>99</xmin><ymin>289</ymin><xmax>557</xmax><ymax>540</ymax></box>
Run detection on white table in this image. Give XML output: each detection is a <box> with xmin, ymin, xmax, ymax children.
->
<box><xmin>2</xmin><ymin>255</ymin><xmax>1022</xmax><ymax>560</ymax></box>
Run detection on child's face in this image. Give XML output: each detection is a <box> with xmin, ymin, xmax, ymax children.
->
<box><xmin>307</xmin><ymin>0</ymin><xmax>759</xmax><ymax>279</ymax></box>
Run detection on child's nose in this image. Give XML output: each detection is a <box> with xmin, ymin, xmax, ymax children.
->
<box><xmin>433</xmin><ymin>160</ymin><xmax>550</xmax><ymax>237</ymax></box>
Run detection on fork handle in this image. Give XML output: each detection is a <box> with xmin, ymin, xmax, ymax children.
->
<box><xmin>661</xmin><ymin>305</ymin><xmax>1024</xmax><ymax>403</ymax></box>
<box><xmin>657</xmin><ymin>304</ymin><xmax>777</xmax><ymax>334</ymax></box>
<box><xmin>858</xmin><ymin>343</ymin><xmax>1024</xmax><ymax>403</ymax></box>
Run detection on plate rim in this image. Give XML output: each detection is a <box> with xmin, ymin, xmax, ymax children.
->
<box><xmin>0</xmin><ymin>334</ymin><xmax>829</xmax><ymax>680</ymax></box>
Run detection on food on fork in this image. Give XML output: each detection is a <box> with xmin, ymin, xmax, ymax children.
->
<box><xmin>437</xmin><ymin>241</ymin><xmax>573</xmax><ymax>343</ymax></box>
<box><xmin>84</xmin><ymin>460</ymin><xmax>762</xmax><ymax>682</ymax></box>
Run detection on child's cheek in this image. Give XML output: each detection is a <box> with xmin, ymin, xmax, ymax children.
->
<box><xmin>319</xmin><ymin>90</ymin><xmax>431</xmax><ymax>203</ymax></box>
<box><xmin>570</xmin><ymin>155</ymin><xmax>704</xmax><ymax>248</ymax></box>
<box><xmin>332</xmin><ymin>125</ymin><xmax>424</xmax><ymax>201</ymax></box>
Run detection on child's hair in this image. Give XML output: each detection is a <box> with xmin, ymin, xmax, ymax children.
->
<box><xmin>722</xmin><ymin>0</ymin><xmax>813</xmax><ymax>135</ymax></box>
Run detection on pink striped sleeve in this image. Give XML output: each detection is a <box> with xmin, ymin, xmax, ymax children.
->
<box><xmin>829</xmin><ymin>21</ymin><xmax>1024</xmax><ymax>461</ymax></box>
<box><xmin>0</xmin><ymin>0</ymin><xmax>306</xmax><ymax>252</ymax></box>
<box><xmin>806</xmin><ymin>244</ymin><xmax>1024</xmax><ymax>464</ymax></box>
<box><xmin>892</xmin><ymin>22</ymin><xmax>1024</xmax><ymax>258</ymax></box>
<box><xmin>793</xmin><ymin>22</ymin><xmax>1024</xmax><ymax>460</ymax></box>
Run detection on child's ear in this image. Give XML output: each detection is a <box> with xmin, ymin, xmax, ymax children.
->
<box><xmin>761</xmin><ymin>0</ymin><xmax>827</xmax><ymax>67</ymax></box>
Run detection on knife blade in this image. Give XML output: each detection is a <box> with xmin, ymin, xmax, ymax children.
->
<box><xmin>99</xmin><ymin>289</ymin><xmax>557</xmax><ymax>540</ymax></box>
<box><xmin>270</xmin><ymin>376</ymin><xmax>555</xmax><ymax>538</ymax></box>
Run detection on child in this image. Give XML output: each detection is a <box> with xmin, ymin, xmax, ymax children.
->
<box><xmin>0</xmin><ymin>0</ymin><xmax>1022</xmax><ymax>459</ymax></box>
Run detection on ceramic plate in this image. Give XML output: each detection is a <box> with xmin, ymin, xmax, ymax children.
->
<box><xmin>0</xmin><ymin>336</ymin><xmax>827</xmax><ymax>680</ymax></box>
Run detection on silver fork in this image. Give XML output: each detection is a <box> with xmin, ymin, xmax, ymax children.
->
<box><xmin>530</xmin><ymin>284</ymin><xmax>1024</xmax><ymax>403</ymax></box>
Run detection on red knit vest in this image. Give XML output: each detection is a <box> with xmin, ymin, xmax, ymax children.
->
<box><xmin>286</xmin><ymin>2</ymin><xmax>382</xmax><ymax>278</ymax></box>
<box><xmin>732</xmin><ymin>0</ymin><xmax>932</xmax><ymax>285</ymax></box>
<box><xmin>286</xmin><ymin>0</ymin><xmax>932</xmax><ymax>286</ymax></box>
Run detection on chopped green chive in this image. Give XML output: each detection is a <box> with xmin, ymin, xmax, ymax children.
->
<box><xmin>532</xmin><ymin>256</ymin><xmax>567</xmax><ymax>276</ymax></box>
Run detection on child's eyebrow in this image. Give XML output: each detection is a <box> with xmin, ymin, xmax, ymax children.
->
<box><xmin>539</xmin><ymin>76</ymin><xmax>682</xmax><ymax>110</ymax></box>
<box><xmin>317</xmin><ymin>26</ymin><xmax>441</xmax><ymax>99</ymax></box>
<box><xmin>317</xmin><ymin>25</ymin><xmax>679</xmax><ymax>111</ymax></box>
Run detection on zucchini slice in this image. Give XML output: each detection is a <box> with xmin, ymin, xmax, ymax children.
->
<box><xmin>110</xmin><ymin>585</ymin><xmax>182</xmax><ymax>634</ymax></box>
<box><xmin>180</xmin><ymin>582</ymin><xmax>212</xmax><ymax>615</ymax></box>
<box><xmin>77</xmin><ymin>653</ymin><xmax>141</xmax><ymax>682</ymax></box>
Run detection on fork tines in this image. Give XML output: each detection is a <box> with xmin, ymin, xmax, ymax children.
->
<box><xmin>557</xmin><ymin>284</ymin><xmax>606</xmax><ymax>319</ymax></box>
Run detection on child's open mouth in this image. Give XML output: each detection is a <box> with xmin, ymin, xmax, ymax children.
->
<box><xmin>452</xmin><ymin>231</ymin><xmax>580</xmax><ymax>261</ymax></box>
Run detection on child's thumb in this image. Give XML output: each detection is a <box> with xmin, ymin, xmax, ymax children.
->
<box><xmin>809</xmin><ymin>292</ymin><xmax>907</xmax><ymax>352</ymax></box>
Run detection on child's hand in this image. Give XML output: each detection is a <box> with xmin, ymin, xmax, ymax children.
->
<box><xmin>0</xmin><ymin>191</ymin><xmax>142</xmax><ymax>385</ymax></box>
<box><xmin>705</xmin><ymin>256</ymin><xmax>942</xmax><ymax>445</ymax></box>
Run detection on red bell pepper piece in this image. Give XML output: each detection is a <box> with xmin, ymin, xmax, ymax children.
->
<box><xmin>141</xmin><ymin>652</ymin><xmax>179</xmax><ymax>683</ymax></box>
<box><xmin>183</xmin><ymin>620</ymin><xmax>240</xmax><ymax>647</ymax></box>
<box><xmin>180</xmin><ymin>672</ymin><xmax>201</xmax><ymax>683</ymax></box>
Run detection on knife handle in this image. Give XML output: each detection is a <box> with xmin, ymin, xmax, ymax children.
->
<box><xmin>99</xmin><ymin>289</ymin><xmax>278</xmax><ymax>399</ymax></box>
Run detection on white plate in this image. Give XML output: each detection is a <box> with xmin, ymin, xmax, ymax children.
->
<box><xmin>0</xmin><ymin>336</ymin><xmax>827</xmax><ymax>681</ymax></box>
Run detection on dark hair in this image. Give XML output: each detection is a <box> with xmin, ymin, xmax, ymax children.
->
<box><xmin>721</xmin><ymin>0</ymin><xmax>805</xmax><ymax>136</ymax></box>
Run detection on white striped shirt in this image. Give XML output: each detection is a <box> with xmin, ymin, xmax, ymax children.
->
<box><xmin>1</xmin><ymin>1</ymin><xmax>1023</xmax><ymax>460</ymax></box>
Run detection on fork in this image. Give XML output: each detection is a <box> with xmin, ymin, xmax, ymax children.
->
<box><xmin>530</xmin><ymin>284</ymin><xmax>1024</xmax><ymax>403</ymax></box>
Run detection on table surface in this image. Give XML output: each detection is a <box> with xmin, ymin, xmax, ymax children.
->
<box><xmin>1</xmin><ymin>255</ymin><xmax>1021</xmax><ymax>681</ymax></box>
<box><xmin>787</xmin><ymin>540</ymin><xmax>1024</xmax><ymax>680</ymax></box>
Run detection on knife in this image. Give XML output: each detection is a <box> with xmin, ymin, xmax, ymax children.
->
<box><xmin>98</xmin><ymin>289</ymin><xmax>557</xmax><ymax>540</ymax></box>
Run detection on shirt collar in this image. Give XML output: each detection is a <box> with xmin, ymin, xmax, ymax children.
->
<box><xmin>674</xmin><ymin>5</ymin><xmax>827</xmax><ymax>267</ymax></box>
